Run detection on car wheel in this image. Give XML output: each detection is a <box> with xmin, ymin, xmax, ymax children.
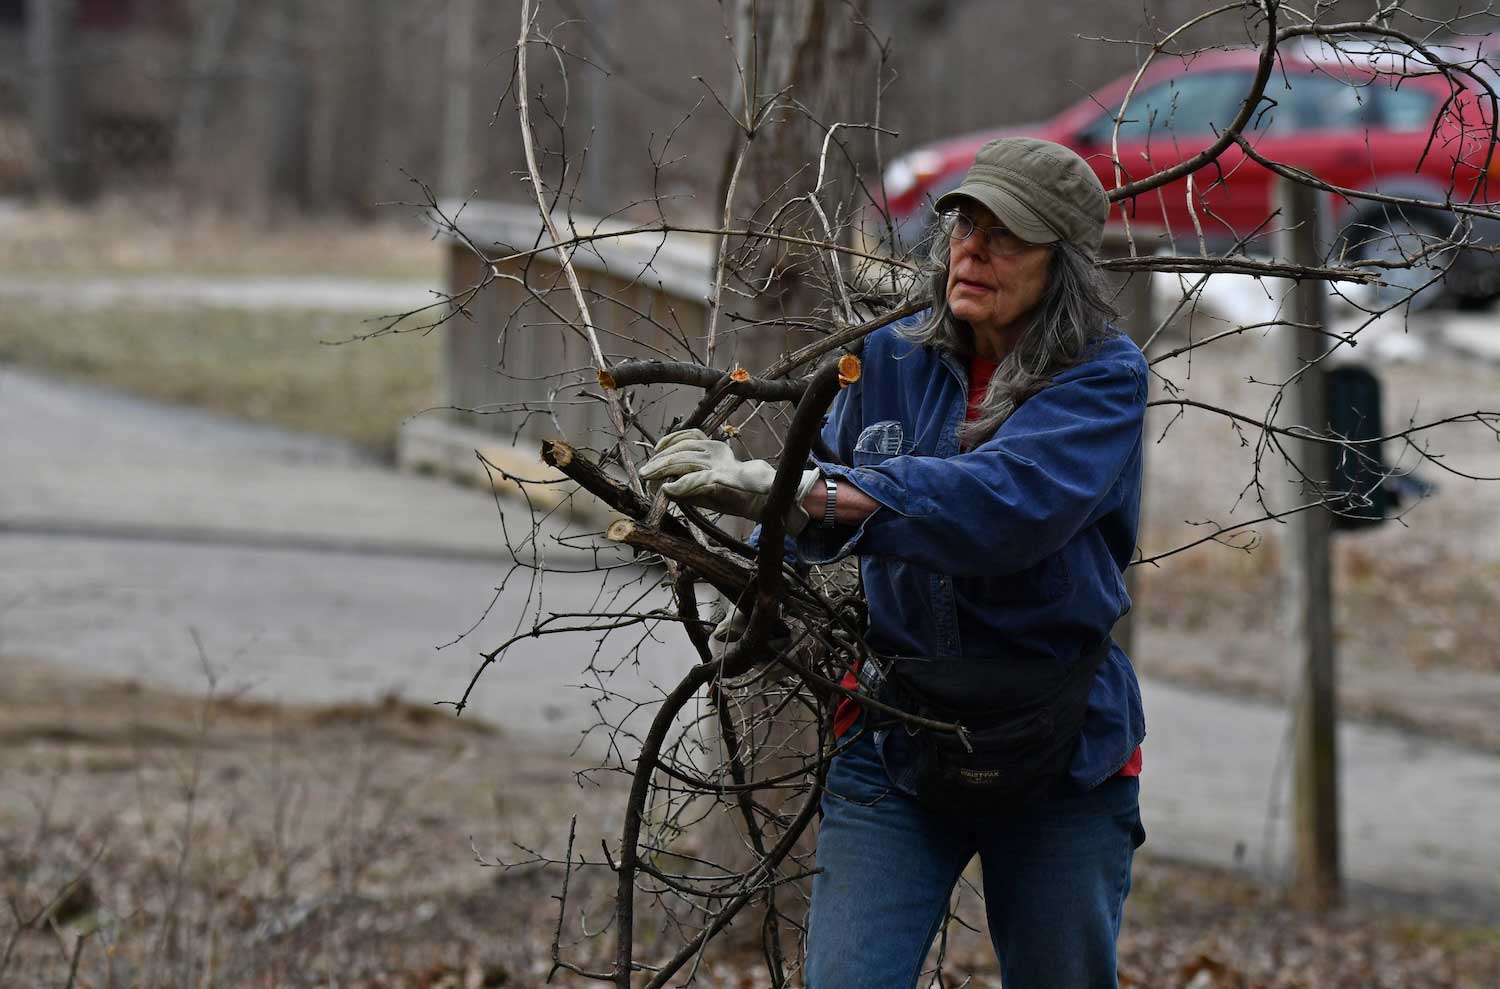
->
<box><xmin>1334</xmin><ymin>210</ymin><xmax>1450</xmax><ymax>313</ymax></box>
<box><xmin>1445</xmin><ymin>244</ymin><xmax>1500</xmax><ymax>310</ymax></box>
<box><xmin>1453</xmin><ymin>289</ymin><xmax>1499</xmax><ymax>312</ymax></box>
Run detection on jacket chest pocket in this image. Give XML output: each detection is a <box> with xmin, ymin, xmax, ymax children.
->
<box><xmin>853</xmin><ymin>420</ymin><xmax>913</xmax><ymax>466</ymax></box>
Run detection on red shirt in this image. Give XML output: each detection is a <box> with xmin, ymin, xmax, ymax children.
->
<box><xmin>966</xmin><ymin>354</ymin><xmax>1000</xmax><ymax>429</ymax></box>
<box><xmin>832</xmin><ymin>354</ymin><xmax>1141</xmax><ymax>777</ymax></box>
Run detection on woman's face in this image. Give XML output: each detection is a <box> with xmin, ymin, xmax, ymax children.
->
<box><xmin>943</xmin><ymin>203</ymin><xmax>1051</xmax><ymax>359</ymax></box>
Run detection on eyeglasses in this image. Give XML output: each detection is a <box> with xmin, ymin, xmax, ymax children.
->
<box><xmin>939</xmin><ymin>210</ymin><xmax>1032</xmax><ymax>256</ymax></box>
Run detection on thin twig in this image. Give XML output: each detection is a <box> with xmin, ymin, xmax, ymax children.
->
<box><xmin>516</xmin><ymin>0</ymin><xmax>643</xmax><ymax>493</ymax></box>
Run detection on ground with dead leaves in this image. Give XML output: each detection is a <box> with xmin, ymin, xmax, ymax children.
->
<box><xmin>3</xmin><ymin>655</ymin><xmax>1497</xmax><ymax>988</ymax></box>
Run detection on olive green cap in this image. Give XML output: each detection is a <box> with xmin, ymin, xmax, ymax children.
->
<box><xmin>934</xmin><ymin>137</ymin><xmax>1109</xmax><ymax>256</ymax></box>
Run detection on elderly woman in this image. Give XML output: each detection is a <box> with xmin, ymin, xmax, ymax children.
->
<box><xmin>640</xmin><ymin>137</ymin><xmax>1147</xmax><ymax>989</ymax></box>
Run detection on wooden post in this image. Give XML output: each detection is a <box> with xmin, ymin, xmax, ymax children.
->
<box><xmin>1276</xmin><ymin>178</ymin><xmax>1342</xmax><ymax>910</ymax></box>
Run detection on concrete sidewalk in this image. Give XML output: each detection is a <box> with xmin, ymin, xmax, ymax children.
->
<box><xmin>1142</xmin><ymin>679</ymin><xmax>1500</xmax><ymax>914</ymax></box>
<box><xmin>0</xmin><ymin>364</ymin><xmax>581</xmax><ymax>562</ymax></box>
<box><xmin>0</xmin><ymin>364</ymin><xmax>647</xmax><ymax>741</ymax></box>
<box><xmin>4</xmin><ymin>364</ymin><xmax>1500</xmax><ymax>916</ymax></box>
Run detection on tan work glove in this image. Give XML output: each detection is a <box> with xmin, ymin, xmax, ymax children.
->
<box><xmin>639</xmin><ymin>429</ymin><xmax>820</xmax><ymax>535</ymax></box>
<box><xmin>712</xmin><ymin>604</ymin><xmax>750</xmax><ymax>643</ymax></box>
<box><xmin>713</xmin><ymin>603</ymin><xmax>791</xmax><ymax>649</ymax></box>
<box><xmin>711</xmin><ymin>601</ymin><xmax>792</xmax><ymax>682</ymax></box>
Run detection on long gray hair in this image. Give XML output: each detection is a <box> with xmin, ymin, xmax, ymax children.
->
<box><xmin>900</xmin><ymin>236</ymin><xmax>1119</xmax><ymax>446</ymax></box>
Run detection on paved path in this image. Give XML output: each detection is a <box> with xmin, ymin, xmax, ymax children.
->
<box><xmin>1143</xmin><ymin>680</ymin><xmax>1500</xmax><ymax>914</ymax></box>
<box><xmin>0</xmin><ymin>364</ymin><xmax>668</xmax><ymax>742</ymax></box>
<box><xmin>4</xmin><ymin>365</ymin><xmax>1499</xmax><ymax>915</ymax></box>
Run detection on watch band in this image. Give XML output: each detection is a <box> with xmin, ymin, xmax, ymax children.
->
<box><xmin>822</xmin><ymin>476</ymin><xmax>838</xmax><ymax>526</ymax></box>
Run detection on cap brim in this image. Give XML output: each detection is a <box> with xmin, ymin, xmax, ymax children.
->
<box><xmin>933</xmin><ymin>184</ymin><xmax>1061</xmax><ymax>246</ymax></box>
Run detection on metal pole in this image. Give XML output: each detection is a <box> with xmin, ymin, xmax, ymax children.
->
<box><xmin>1275</xmin><ymin>177</ymin><xmax>1342</xmax><ymax>910</ymax></box>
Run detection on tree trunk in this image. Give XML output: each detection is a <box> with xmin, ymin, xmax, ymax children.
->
<box><xmin>309</xmin><ymin>0</ymin><xmax>388</xmax><ymax>214</ymax></box>
<box><xmin>715</xmin><ymin>0</ymin><xmax>877</xmax><ymax>374</ymax></box>
<box><xmin>700</xmin><ymin>3</ymin><xmax>877</xmax><ymax>976</ymax></box>
<box><xmin>26</xmin><ymin>0</ymin><xmax>89</xmax><ymax>200</ymax></box>
<box><xmin>175</xmin><ymin>0</ymin><xmax>242</xmax><ymax>175</ymax></box>
<box><xmin>439</xmin><ymin>0</ymin><xmax>476</xmax><ymax>200</ymax></box>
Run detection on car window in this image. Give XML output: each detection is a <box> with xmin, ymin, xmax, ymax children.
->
<box><xmin>1083</xmin><ymin>72</ymin><xmax>1250</xmax><ymax>146</ymax></box>
<box><xmin>1252</xmin><ymin>72</ymin><xmax>1379</xmax><ymax>133</ymax></box>
<box><xmin>1378</xmin><ymin>85</ymin><xmax>1438</xmax><ymax>131</ymax></box>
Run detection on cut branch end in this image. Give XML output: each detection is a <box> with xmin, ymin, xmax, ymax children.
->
<box><xmin>838</xmin><ymin>353</ymin><xmax>862</xmax><ymax>387</ymax></box>
<box><xmin>541</xmin><ymin>439</ymin><xmax>576</xmax><ymax>469</ymax></box>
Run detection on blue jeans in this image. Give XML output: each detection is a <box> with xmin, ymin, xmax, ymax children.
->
<box><xmin>806</xmin><ymin>722</ymin><xmax>1145</xmax><ymax>989</ymax></box>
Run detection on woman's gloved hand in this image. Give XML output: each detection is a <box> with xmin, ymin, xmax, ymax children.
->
<box><xmin>711</xmin><ymin>603</ymin><xmax>792</xmax><ymax>665</ymax></box>
<box><xmin>639</xmin><ymin>428</ymin><xmax>820</xmax><ymax>534</ymax></box>
<box><xmin>712</xmin><ymin>604</ymin><xmax>749</xmax><ymax>643</ymax></box>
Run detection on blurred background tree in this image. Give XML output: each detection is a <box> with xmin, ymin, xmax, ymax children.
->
<box><xmin>5</xmin><ymin>0</ymin><xmax>1479</xmax><ymax>219</ymax></box>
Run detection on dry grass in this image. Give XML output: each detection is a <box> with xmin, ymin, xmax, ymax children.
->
<box><xmin>0</xmin><ymin>199</ymin><xmax>444</xmax><ymax>452</ymax></box>
<box><xmin>0</xmin><ymin>305</ymin><xmax>437</xmax><ymax>453</ymax></box>
<box><xmin>0</xmin><ymin>198</ymin><xmax>441</xmax><ymax>281</ymax></box>
<box><xmin>0</xmin><ymin>654</ymin><xmax>600</xmax><ymax>989</ymax></box>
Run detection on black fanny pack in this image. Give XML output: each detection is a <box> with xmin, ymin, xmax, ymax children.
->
<box><xmin>859</xmin><ymin>640</ymin><xmax>1111</xmax><ymax>815</ymax></box>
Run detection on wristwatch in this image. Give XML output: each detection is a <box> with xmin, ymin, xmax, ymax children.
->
<box><xmin>822</xmin><ymin>476</ymin><xmax>838</xmax><ymax>526</ymax></box>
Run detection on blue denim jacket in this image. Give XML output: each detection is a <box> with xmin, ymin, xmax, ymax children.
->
<box><xmin>794</xmin><ymin>311</ymin><xmax>1148</xmax><ymax>788</ymax></box>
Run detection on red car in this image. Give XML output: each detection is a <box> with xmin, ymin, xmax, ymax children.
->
<box><xmin>870</xmin><ymin>42</ymin><xmax>1500</xmax><ymax>305</ymax></box>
